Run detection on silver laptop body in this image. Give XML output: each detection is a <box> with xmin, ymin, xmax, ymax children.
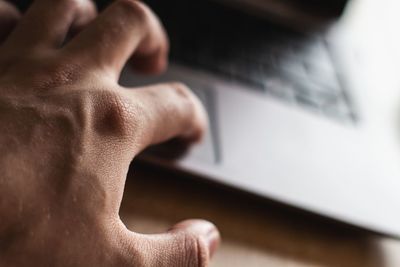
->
<box><xmin>120</xmin><ymin>0</ymin><xmax>400</xmax><ymax>236</ymax></box>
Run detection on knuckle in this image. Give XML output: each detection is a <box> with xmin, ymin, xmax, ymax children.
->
<box><xmin>183</xmin><ymin>233</ymin><xmax>208</xmax><ymax>267</ymax></box>
<box><xmin>63</xmin><ymin>0</ymin><xmax>80</xmax><ymax>11</ymax></box>
<box><xmin>53</xmin><ymin>0</ymin><xmax>81</xmax><ymax>12</ymax></box>
<box><xmin>167</xmin><ymin>82</ymin><xmax>196</xmax><ymax>114</ymax></box>
<box><xmin>115</xmin><ymin>0</ymin><xmax>150</xmax><ymax>27</ymax></box>
<box><xmin>168</xmin><ymin>82</ymin><xmax>194</xmax><ymax>104</ymax></box>
<box><xmin>91</xmin><ymin>90</ymin><xmax>138</xmax><ymax>138</ymax></box>
<box><xmin>0</xmin><ymin>2</ymin><xmax>20</xmax><ymax>24</ymax></box>
<box><xmin>115</xmin><ymin>0</ymin><xmax>146</xmax><ymax>15</ymax></box>
<box><xmin>168</xmin><ymin>82</ymin><xmax>191</xmax><ymax>97</ymax></box>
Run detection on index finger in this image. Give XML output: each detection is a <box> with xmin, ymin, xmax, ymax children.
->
<box><xmin>64</xmin><ymin>0</ymin><xmax>169</xmax><ymax>79</ymax></box>
<box><xmin>125</xmin><ymin>82</ymin><xmax>208</xmax><ymax>154</ymax></box>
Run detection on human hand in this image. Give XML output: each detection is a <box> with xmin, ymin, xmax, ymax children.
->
<box><xmin>0</xmin><ymin>1</ymin><xmax>20</xmax><ymax>41</ymax></box>
<box><xmin>0</xmin><ymin>0</ymin><xmax>219</xmax><ymax>266</ymax></box>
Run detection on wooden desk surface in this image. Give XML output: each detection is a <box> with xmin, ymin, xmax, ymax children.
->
<box><xmin>120</xmin><ymin>162</ymin><xmax>400</xmax><ymax>267</ymax></box>
<box><xmin>117</xmin><ymin>1</ymin><xmax>400</xmax><ymax>266</ymax></box>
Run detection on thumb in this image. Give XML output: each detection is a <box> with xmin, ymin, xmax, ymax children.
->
<box><xmin>133</xmin><ymin>219</ymin><xmax>220</xmax><ymax>267</ymax></box>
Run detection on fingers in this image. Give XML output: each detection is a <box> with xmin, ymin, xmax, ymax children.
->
<box><xmin>4</xmin><ymin>0</ymin><xmax>96</xmax><ymax>51</ymax></box>
<box><xmin>0</xmin><ymin>1</ymin><xmax>21</xmax><ymax>42</ymax></box>
<box><xmin>65</xmin><ymin>0</ymin><xmax>168</xmax><ymax>79</ymax></box>
<box><xmin>123</xmin><ymin>82</ymin><xmax>208</xmax><ymax>154</ymax></box>
<box><xmin>122</xmin><ymin>220</ymin><xmax>220</xmax><ymax>267</ymax></box>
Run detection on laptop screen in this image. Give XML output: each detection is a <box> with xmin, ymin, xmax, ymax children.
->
<box><xmin>209</xmin><ymin>0</ymin><xmax>350</xmax><ymax>28</ymax></box>
<box><xmin>216</xmin><ymin>0</ymin><xmax>349</xmax><ymax>13</ymax></box>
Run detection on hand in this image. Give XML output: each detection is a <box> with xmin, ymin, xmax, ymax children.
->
<box><xmin>0</xmin><ymin>1</ymin><xmax>20</xmax><ymax>41</ymax></box>
<box><xmin>0</xmin><ymin>0</ymin><xmax>220</xmax><ymax>266</ymax></box>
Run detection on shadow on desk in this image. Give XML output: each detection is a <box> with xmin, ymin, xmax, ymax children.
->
<box><xmin>120</xmin><ymin>161</ymin><xmax>393</xmax><ymax>267</ymax></box>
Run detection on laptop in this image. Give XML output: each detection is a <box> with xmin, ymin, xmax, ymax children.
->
<box><xmin>120</xmin><ymin>0</ymin><xmax>400</xmax><ymax>237</ymax></box>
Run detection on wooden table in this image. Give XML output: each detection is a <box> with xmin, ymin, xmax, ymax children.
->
<box><xmin>116</xmin><ymin>0</ymin><xmax>400</xmax><ymax>265</ymax></box>
<box><xmin>120</xmin><ymin>162</ymin><xmax>400</xmax><ymax>267</ymax></box>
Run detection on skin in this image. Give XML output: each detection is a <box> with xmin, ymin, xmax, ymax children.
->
<box><xmin>0</xmin><ymin>0</ymin><xmax>220</xmax><ymax>266</ymax></box>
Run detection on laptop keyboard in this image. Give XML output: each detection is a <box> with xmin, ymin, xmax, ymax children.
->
<box><xmin>146</xmin><ymin>0</ymin><xmax>356</xmax><ymax>123</ymax></box>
